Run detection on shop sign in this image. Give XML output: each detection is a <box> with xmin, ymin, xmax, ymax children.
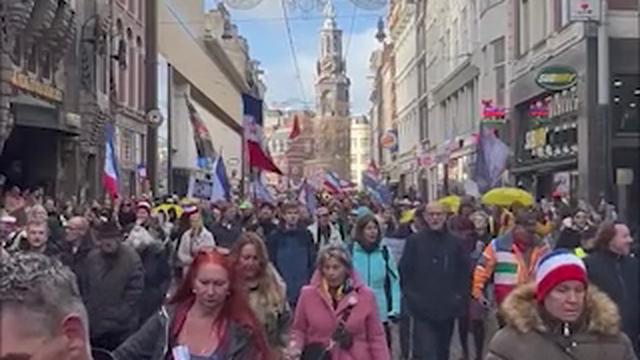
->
<box><xmin>380</xmin><ymin>129</ymin><xmax>398</xmax><ymax>152</ymax></box>
<box><xmin>10</xmin><ymin>71</ymin><xmax>63</xmax><ymax>102</ymax></box>
<box><xmin>569</xmin><ymin>0</ymin><xmax>600</xmax><ymax>22</ymax></box>
<box><xmin>535</xmin><ymin>66</ymin><xmax>578</xmax><ymax>91</ymax></box>
<box><xmin>481</xmin><ymin>99</ymin><xmax>507</xmax><ymax>121</ymax></box>
<box><xmin>524</xmin><ymin>127</ymin><xmax>548</xmax><ymax>150</ymax></box>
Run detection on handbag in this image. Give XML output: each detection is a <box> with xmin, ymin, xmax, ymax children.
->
<box><xmin>301</xmin><ymin>300</ymin><xmax>357</xmax><ymax>360</ymax></box>
<box><xmin>301</xmin><ymin>342</ymin><xmax>330</xmax><ymax>360</ymax></box>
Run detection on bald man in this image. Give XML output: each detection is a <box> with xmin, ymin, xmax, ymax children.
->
<box><xmin>60</xmin><ymin>216</ymin><xmax>95</xmax><ymax>276</ymax></box>
<box><xmin>399</xmin><ymin>202</ymin><xmax>470</xmax><ymax>360</ymax></box>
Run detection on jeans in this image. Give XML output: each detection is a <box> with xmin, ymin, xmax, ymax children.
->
<box><xmin>411</xmin><ymin>317</ymin><xmax>455</xmax><ymax>360</ymax></box>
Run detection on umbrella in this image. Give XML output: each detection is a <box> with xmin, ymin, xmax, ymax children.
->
<box><xmin>153</xmin><ymin>204</ymin><xmax>183</xmax><ymax>218</ymax></box>
<box><xmin>438</xmin><ymin>195</ymin><xmax>461</xmax><ymax>213</ymax></box>
<box><xmin>481</xmin><ymin>187</ymin><xmax>534</xmax><ymax>207</ymax></box>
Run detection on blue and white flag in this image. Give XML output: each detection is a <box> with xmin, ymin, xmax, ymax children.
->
<box><xmin>298</xmin><ymin>179</ymin><xmax>318</xmax><ymax>214</ymax></box>
<box><xmin>210</xmin><ymin>156</ymin><xmax>231</xmax><ymax>202</ymax></box>
<box><xmin>362</xmin><ymin>171</ymin><xmax>392</xmax><ymax>206</ymax></box>
<box><xmin>474</xmin><ymin>127</ymin><xmax>510</xmax><ymax>193</ymax></box>
<box><xmin>251</xmin><ymin>175</ymin><xmax>275</xmax><ymax>204</ymax></box>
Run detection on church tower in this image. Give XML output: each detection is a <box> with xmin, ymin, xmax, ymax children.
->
<box><xmin>315</xmin><ymin>0</ymin><xmax>350</xmax><ymax>118</ymax></box>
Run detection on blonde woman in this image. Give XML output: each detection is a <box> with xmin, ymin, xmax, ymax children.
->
<box><xmin>176</xmin><ymin>208</ymin><xmax>216</xmax><ymax>272</ymax></box>
<box><xmin>231</xmin><ymin>232</ymin><xmax>290</xmax><ymax>356</ymax></box>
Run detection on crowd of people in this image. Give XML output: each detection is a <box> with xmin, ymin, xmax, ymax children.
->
<box><xmin>0</xmin><ymin>184</ymin><xmax>638</xmax><ymax>360</ymax></box>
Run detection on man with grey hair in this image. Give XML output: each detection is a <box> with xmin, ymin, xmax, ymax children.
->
<box><xmin>0</xmin><ymin>252</ymin><xmax>107</xmax><ymax>360</ymax></box>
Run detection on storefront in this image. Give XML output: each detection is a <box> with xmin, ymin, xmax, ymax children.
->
<box><xmin>510</xmin><ymin>39</ymin><xmax>591</xmax><ymax>202</ymax></box>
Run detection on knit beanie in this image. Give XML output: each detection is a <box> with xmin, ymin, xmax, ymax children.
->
<box><xmin>535</xmin><ymin>249</ymin><xmax>587</xmax><ymax>303</ymax></box>
<box><xmin>137</xmin><ymin>201</ymin><xmax>151</xmax><ymax>214</ymax></box>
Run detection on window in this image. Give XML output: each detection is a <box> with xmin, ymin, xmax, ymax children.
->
<box><xmin>26</xmin><ymin>44</ymin><xmax>37</xmax><ymax>73</ymax></box>
<box><xmin>120</xmin><ymin>129</ymin><xmax>134</xmax><ymax>163</ymax></box>
<box><xmin>137</xmin><ymin>37</ymin><xmax>145</xmax><ymax>111</ymax></box>
<box><xmin>40</xmin><ymin>51</ymin><xmax>52</xmax><ymax>80</ymax></box>
<box><xmin>127</xmin><ymin>29</ymin><xmax>135</xmax><ymax>108</ymax></box>
<box><xmin>351</xmin><ymin>138</ymin><xmax>357</xmax><ymax>149</ymax></box>
<box><xmin>351</xmin><ymin>154</ymin><xmax>357</xmax><ymax>163</ymax></box>
<box><xmin>11</xmin><ymin>37</ymin><xmax>22</xmax><ymax>66</ymax></box>
<box><xmin>419</xmin><ymin>100</ymin><xmax>429</xmax><ymax>141</ymax></box>
<box><xmin>554</xmin><ymin>0</ymin><xmax>570</xmax><ymax>31</ymax></box>
<box><xmin>530</xmin><ymin>0</ymin><xmax>547</xmax><ymax>46</ymax></box>
<box><xmin>495</xmin><ymin>65</ymin><xmax>506</xmax><ymax>106</ymax></box>
<box><xmin>518</xmin><ymin>0</ymin><xmax>530</xmax><ymax>55</ymax></box>
<box><xmin>417</xmin><ymin>58</ymin><xmax>426</xmax><ymax>94</ymax></box>
<box><xmin>493</xmin><ymin>37</ymin><xmax>505</xmax><ymax>64</ymax></box>
<box><xmin>360</xmin><ymin>137</ymin><xmax>368</xmax><ymax>148</ymax></box>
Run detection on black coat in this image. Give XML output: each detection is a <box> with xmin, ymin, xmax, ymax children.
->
<box><xmin>211</xmin><ymin>222</ymin><xmax>243</xmax><ymax>248</ymax></box>
<box><xmin>585</xmin><ymin>250</ymin><xmax>640</xmax><ymax>346</ymax></box>
<box><xmin>399</xmin><ymin>228</ymin><xmax>470</xmax><ymax>321</ymax></box>
<box><xmin>59</xmin><ymin>233</ymin><xmax>95</xmax><ymax>278</ymax></box>
<box><xmin>79</xmin><ymin>244</ymin><xmax>144</xmax><ymax>339</ymax></box>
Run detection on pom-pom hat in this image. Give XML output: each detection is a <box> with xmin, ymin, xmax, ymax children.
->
<box><xmin>535</xmin><ymin>249</ymin><xmax>587</xmax><ymax>303</ymax></box>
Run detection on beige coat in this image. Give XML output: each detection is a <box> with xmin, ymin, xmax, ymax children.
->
<box><xmin>486</xmin><ymin>284</ymin><xmax>637</xmax><ymax>360</ymax></box>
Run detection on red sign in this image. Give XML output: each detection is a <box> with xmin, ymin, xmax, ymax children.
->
<box><xmin>481</xmin><ymin>100</ymin><xmax>506</xmax><ymax>120</ymax></box>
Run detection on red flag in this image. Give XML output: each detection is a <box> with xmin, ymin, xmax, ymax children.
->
<box><xmin>243</xmin><ymin>94</ymin><xmax>283</xmax><ymax>175</ymax></box>
<box><xmin>289</xmin><ymin>115</ymin><xmax>301</xmax><ymax>140</ymax></box>
<box><xmin>246</xmin><ymin>141</ymin><xmax>283</xmax><ymax>174</ymax></box>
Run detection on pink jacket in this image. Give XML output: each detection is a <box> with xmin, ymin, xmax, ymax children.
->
<box><xmin>290</xmin><ymin>270</ymin><xmax>390</xmax><ymax>360</ymax></box>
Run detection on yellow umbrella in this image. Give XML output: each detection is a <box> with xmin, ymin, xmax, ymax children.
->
<box><xmin>399</xmin><ymin>209</ymin><xmax>415</xmax><ymax>224</ymax></box>
<box><xmin>153</xmin><ymin>204</ymin><xmax>183</xmax><ymax>217</ymax></box>
<box><xmin>481</xmin><ymin>187</ymin><xmax>534</xmax><ymax>208</ymax></box>
<box><xmin>438</xmin><ymin>195</ymin><xmax>461</xmax><ymax>213</ymax></box>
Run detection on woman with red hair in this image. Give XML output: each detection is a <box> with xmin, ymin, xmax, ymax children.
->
<box><xmin>113</xmin><ymin>249</ymin><xmax>270</xmax><ymax>360</ymax></box>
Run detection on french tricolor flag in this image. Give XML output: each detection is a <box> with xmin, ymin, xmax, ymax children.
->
<box><xmin>102</xmin><ymin>124</ymin><xmax>119</xmax><ymax>199</ymax></box>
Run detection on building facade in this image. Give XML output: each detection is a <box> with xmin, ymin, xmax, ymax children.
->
<box><xmin>0</xmin><ymin>0</ymin><xmax>78</xmax><ymax>198</ymax></box>
<box><xmin>350</xmin><ymin>115</ymin><xmax>371</xmax><ymax>187</ymax></box>
<box><xmin>389</xmin><ymin>0</ymin><xmax>418</xmax><ymax>196</ymax></box>
<box><xmin>157</xmin><ymin>0</ymin><xmax>264</xmax><ymax>196</ymax></box>
<box><xmin>508</xmin><ymin>0</ymin><xmax>639</xmax><ymax>221</ymax></box>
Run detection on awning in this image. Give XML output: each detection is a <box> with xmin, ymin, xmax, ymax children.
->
<box><xmin>11</xmin><ymin>95</ymin><xmax>78</xmax><ymax>135</ymax></box>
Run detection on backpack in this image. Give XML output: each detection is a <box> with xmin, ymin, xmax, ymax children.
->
<box><xmin>348</xmin><ymin>243</ymin><xmax>394</xmax><ymax>312</ymax></box>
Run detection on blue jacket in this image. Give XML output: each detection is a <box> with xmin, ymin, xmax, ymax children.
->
<box><xmin>267</xmin><ymin>227</ymin><xmax>316</xmax><ymax>307</ymax></box>
<box><xmin>351</xmin><ymin>242</ymin><xmax>401</xmax><ymax>322</ymax></box>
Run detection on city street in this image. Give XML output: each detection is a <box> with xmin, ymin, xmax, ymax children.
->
<box><xmin>0</xmin><ymin>0</ymin><xmax>639</xmax><ymax>359</ymax></box>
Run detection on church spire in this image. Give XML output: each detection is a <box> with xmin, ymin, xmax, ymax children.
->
<box><xmin>323</xmin><ymin>0</ymin><xmax>336</xmax><ymax>29</ymax></box>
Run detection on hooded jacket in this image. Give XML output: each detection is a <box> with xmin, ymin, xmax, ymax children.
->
<box><xmin>290</xmin><ymin>270</ymin><xmax>390</xmax><ymax>360</ymax></box>
<box><xmin>351</xmin><ymin>241</ymin><xmax>401</xmax><ymax>322</ymax></box>
<box><xmin>486</xmin><ymin>284</ymin><xmax>637</xmax><ymax>360</ymax></box>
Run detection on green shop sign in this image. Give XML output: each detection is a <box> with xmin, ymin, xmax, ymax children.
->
<box><xmin>535</xmin><ymin>66</ymin><xmax>578</xmax><ymax>91</ymax></box>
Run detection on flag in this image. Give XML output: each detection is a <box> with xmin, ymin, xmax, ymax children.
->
<box><xmin>298</xmin><ymin>179</ymin><xmax>318</xmax><ymax>214</ymax></box>
<box><xmin>474</xmin><ymin>127</ymin><xmax>510</xmax><ymax>193</ymax></box>
<box><xmin>251</xmin><ymin>175</ymin><xmax>275</xmax><ymax>203</ymax></box>
<box><xmin>186</xmin><ymin>99</ymin><xmax>217</xmax><ymax>169</ymax></box>
<box><xmin>289</xmin><ymin>115</ymin><xmax>301</xmax><ymax>140</ymax></box>
<box><xmin>211</xmin><ymin>156</ymin><xmax>231</xmax><ymax>202</ymax></box>
<box><xmin>367</xmin><ymin>159</ymin><xmax>381</xmax><ymax>180</ymax></box>
<box><xmin>243</xmin><ymin>94</ymin><xmax>283</xmax><ymax>174</ymax></box>
<box><xmin>323</xmin><ymin>171</ymin><xmax>343</xmax><ymax>194</ymax></box>
<box><xmin>137</xmin><ymin>164</ymin><xmax>147</xmax><ymax>178</ymax></box>
<box><xmin>362</xmin><ymin>166</ymin><xmax>392</xmax><ymax>206</ymax></box>
<box><xmin>102</xmin><ymin>123</ymin><xmax>119</xmax><ymax>199</ymax></box>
